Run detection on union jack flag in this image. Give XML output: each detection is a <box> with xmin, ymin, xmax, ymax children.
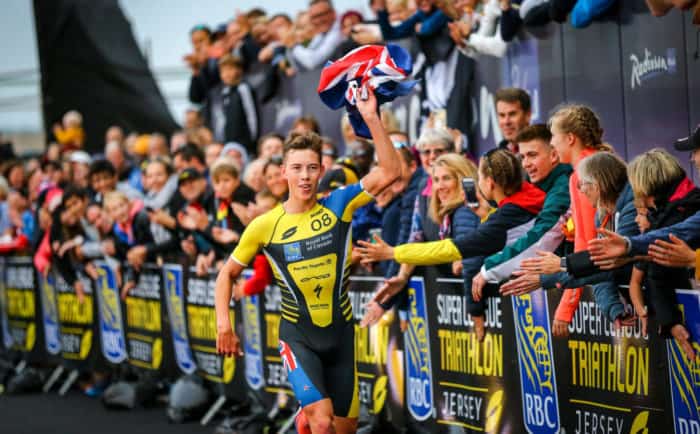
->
<box><xmin>279</xmin><ymin>340</ymin><xmax>298</xmax><ymax>372</ymax></box>
<box><xmin>317</xmin><ymin>44</ymin><xmax>416</xmax><ymax>139</ymax></box>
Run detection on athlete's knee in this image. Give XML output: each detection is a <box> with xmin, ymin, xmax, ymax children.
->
<box><xmin>304</xmin><ymin>406</ymin><xmax>335</xmax><ymax>434</ymax></box>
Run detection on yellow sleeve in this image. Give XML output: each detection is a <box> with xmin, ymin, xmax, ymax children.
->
<box><xmin>394</xmin><ymin>239</ymin><xmax>462</xmax><ymax>265</ymax></box>
<box><xmin>230</xmin><ymin>215</ymin><xmax>268</xmax><ymax>266</ymax></box>
<box><xmin>695</xmin><ymin>249</ymin><xmax>699</xmax><ymax>281</ymax></box>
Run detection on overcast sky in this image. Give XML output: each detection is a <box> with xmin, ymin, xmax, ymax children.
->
<box><xmin>0</xmin><ymin>0</ymin><xmax>366</xmax><ymax>133</ymax></box>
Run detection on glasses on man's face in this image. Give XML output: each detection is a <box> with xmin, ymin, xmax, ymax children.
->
<box><xmin>310</xmin><ymin>8</ymin><xmax>332</xmax><ymax>20</ymax></box>
<box><xmin>420</xmin><ymin>148</ymin><xmax>446</xmax><ymax>156</ymax></box>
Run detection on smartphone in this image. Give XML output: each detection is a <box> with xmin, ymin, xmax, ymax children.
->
<box><xmin>462</xmin><ymin>177</ymin><xmax>479</xmax><ymax>208</ymax></box>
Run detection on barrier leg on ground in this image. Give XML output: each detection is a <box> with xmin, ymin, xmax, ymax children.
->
<box><xmin>43</xmin><ymin>365</ymin><xmax>64</xmax><ymax>393</ymax></box>
<box><xmin>58</xmin><ymin>369</ymin><xmax>79</xmax><ymax>396</ymax></box>
<box><xmin>276</xmin><ymin>406</ymin><xmax>299</xmax><ymax>434</ymax></box>
<box><xmin>200</xmin><ymin>395</ymin><xmax>227</xmax><ymax>426</ymax></box>
<box><xmin>14</xmin><ymin>359</ymin><xmax>27</xmax><ymax>374</ymax></box>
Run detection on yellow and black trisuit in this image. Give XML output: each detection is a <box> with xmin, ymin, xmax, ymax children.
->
<box><xmin>231</xmin><ymin>182</ymin><xmax>372</xmax><ymax>417</ymax></box>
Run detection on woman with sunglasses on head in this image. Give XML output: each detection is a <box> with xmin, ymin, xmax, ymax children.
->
<box><xmin>358</xmin><ymin>148</ymin><xmax>545</xmax><ymax>340</ymax></box>
<box><xmin>359</xmin><ymin>129</ymin><xmax>454</xmax><ymax>325</ymax></box>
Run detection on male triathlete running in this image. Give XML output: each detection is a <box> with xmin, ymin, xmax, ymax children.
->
<box><xmin>215</xmin><ymin>85</ymin><xmax>400</xmax><ymax>434</ymax></box>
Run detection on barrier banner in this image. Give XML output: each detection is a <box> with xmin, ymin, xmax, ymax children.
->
<box><xmin>513</xmin><ymin>290</ymin><xmax>560</xmax><ymax>434</ymax></box>
<box><xmin>185</xmin><ymin>267</ymin><xmax>245</xmax><ymax>393</ymax></box>
<box><xmin>667</xmin><ymin>289</ymin><xmax>700</xmax><ymax>433</ymax></box>
<box><xmin>94</xmin><ymin>261</ymin><xmax>128</xmax><ymax>365</ymax></box>
<box><xmin>240</xmin><ymin>270</ymin><xmax>293</xmax><ymax>407</ymax></box>
<box><xmin>162</xmin><ymin>263</ymin><xmax>197</xmax><ymax>375</ymax></box>
<box><xmin>348</xmin><ymin>275</ymin><xmax>405</xmax><ymax>431</ymax></box>
<box><xmin>38</xmin><ymin>272</ymin><xmax>61</xmax><ymax>356</ymax></box>
<box><xmin>413</xmin><ymin>273</ymin><xmax>521</xmax><ymax>434</ymax></box>
<box><xmin>2</xmin><ymin>257</ymin><xmax>40</xmax><ymax>357</ymax></box>
<box><xmin>54</xmin><ymin>271</ymin><xmax>98</xmax><ymax>366</ymax></box>
<box><xmin>404</xmin><ymin>276</ymin><xmax>435</xmax><ymax>427</ymax></box>
<box><xmin>551</xmin><ymin>288</ymin><xmax>667</xmax><ymax>433</ymax></box>
<box><xmin>121</xmin><ymin>264</ymin><xmax>171</xmax><ymax>371</ymax></box>
<box><xmin>0</xmin><ymin>257</ymin><xmax>12</xmax><ymax>350</ymax></box>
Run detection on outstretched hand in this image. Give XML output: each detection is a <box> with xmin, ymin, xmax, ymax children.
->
<box><xmin>372</xmin><ymin>275</ymin><xmax>407</xmax><ymax>305</ymax></box>
<box><xmin>356</xmin><ymin>234</ymin><xmax>395</xmax><ymax>264</ymax></box>
<box><xmin>360</xmin><ymin>301</ymin><xmax>386</xmax><ymax>328</ymax></box>
<box><xmin>588</xmin><ymin>229</ymin><xmax>628</xmax><ymax>264</ymax></box>
<box><xmin>519</xmin><ymin>250</ymin><xmax>561</xmax><ymax>275</ymax></box>
<box><xmin>499</xmin><ymin>270</ymin><xmax>540</xmax><ymax>296</ymax></box>
<box><xmin>648</xmin><ymin>234</ymin><xmax>696</xmax><ymax>268</ymax></box>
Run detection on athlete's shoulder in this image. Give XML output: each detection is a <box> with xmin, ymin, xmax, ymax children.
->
<box><xmin>321</xmin><ymin>182</ymin><xmax>370</xmax><ymax>215</ymax></box>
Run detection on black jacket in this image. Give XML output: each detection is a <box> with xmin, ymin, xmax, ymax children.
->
<box><xmin>644</xmin><ymin>179</ymin><xmax>700</xmax><ymax>334</ymax></box>
<box><xmin>190</xmin><ymin>80</ymin><xmax>259</xmax><ymax>155</ymax></box>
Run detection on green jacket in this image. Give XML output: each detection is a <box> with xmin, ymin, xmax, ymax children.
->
<box><xmin>481</xmin><ymin>163</ymin><xmax>573</xmax><ymax>282</ymax></box>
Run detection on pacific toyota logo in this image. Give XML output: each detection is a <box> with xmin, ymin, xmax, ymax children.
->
<box><xmin>630</xmin><ymin>48</ymin><xmax>677</xmax><ymax>89</ymax></box>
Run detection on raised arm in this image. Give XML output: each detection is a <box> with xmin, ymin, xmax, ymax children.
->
<box><xmin>356</xmin><ymin>85</ymin><xmax>401</xmax><ymax>196</ymax></box>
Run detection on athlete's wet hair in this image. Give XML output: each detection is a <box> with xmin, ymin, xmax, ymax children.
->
<box><xmin>283</xmin><ymin>132</ymin><xmax>323</xmax><ymax>163</ymax></box>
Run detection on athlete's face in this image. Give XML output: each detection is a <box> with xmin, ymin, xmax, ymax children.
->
<box><xmin>282</xmin><ymin>149</ymin><xmax>324</xmax><ymax>202</ymax></box>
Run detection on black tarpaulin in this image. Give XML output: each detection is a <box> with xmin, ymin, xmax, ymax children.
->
<box><xmin>33</xmin><ymin>0</ymin><xmax>178</xmax><ymax>152</ymax></box>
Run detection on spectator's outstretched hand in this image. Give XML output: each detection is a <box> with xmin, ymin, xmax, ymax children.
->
<box><xmin>648</xmin><ymin>234</ymin><xmax>696</xmax><ymax>268</ymax></box>
<box><xmin>212</xmin><ymin>227</ymin><xmax>240</xmax><ymax>244</ymax></box>
<box><xmin>671</xmin><ymin>324</ymin><xmax>697</xmax><ymax>362</ymax></box>
<box><xmin>589</xmin><ymin>229</ymin><xmax>627</xmax><ymax>264</ymax></box>
<box><xmin>74</xmin><ymin>280</ymin><xmax>86</xmax><ymax>304</ymax></box>
<box><xmin>498</xmin><ymin>270</ymin><xmax>540</xmax><ymax>296</ymax></box>
<box><xmin>360</xmin><ymin>301</ymin><xmax>386</xmax><ymax>328</ymax></box>
<box><xmin>121</xmin><ymin>280</ymin><xmax>136</xmax><ymax>300</ymax></box>
<box><xmin>357</xmin><ymin>234</ymin><xmax>395</xmax><ymax>263</ymax></box>
<box><xmin>372</xmin><ymin>275</ymin><xmax>408</xmax><ymax>305</ymax></box>
<box><xmin>552</xmin><ymin>319</ymin><xmax>570</xmax><ymax>338</ymax></box>
<box><xmin>519</xmin><ymin>250</ymin><xmax>560</xmax><ymax>275</ymax></box>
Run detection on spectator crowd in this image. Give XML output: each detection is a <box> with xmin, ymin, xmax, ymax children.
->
<box><xmin>1</xmin><ymin>0</ymin><xmax>699</xmax><ymax>408</ymax></box>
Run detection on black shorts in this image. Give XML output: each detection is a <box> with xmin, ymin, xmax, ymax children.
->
<box><xmin>278</xmin><ymin>320</ymin><xmax>359</xmax><ymax>418</ymax></box>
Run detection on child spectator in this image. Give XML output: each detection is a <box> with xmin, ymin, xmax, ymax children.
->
<box><xmin>52</xmin><ymin>110</ymin><xmax>85</xmax><ymax>153</ymax></box>
<box><xmin>193</xmin><ymin>157</ymin><xmax>256</xmax><ymax>273</ymax></box>
<box><xmin>49</xmin><ymin>186</ymin><xmax>90</xmax><ymax>302</ymax></box>
<box><xmin>103</xmin><ymin>191</ymin><xmax>170</xmax><ymax>297</ymax></box>
<box><xmin>88</xmin><ymin>159</ymin><xmax>143</xmax><ymax>204</ymax></box>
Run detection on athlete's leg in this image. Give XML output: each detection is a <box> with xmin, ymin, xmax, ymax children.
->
<box><xmin>323</xmin><ymin>323</ymin><xmax>358</xmax><ymax>434</ymax></box>
<box><xmin>302</xmin><ymin>398</ymin><xmax>336</xmax><ymax>434</ymax></box>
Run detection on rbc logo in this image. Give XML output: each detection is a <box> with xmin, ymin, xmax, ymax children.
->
<box><xmin>163</xmin><ymin>264</ymin><xmax>197</xmax><ymax>375</ymax></box>
<box><xmin>95</xmin><ymin>262</ymin><xmax>128</xmax><ymax>364</ymax></box>
<box><xmin>40</xmin><ymin>274</ymin><xmax>61</xmax><ymax>355</ymax></box>
<box><xmin>667</xmin><ymin>290</ymin><xmax>700</xmax><ymax>434</ymax></box>
<box><xmin>241</xmin><ymin>273</ymin><xmax>265</xmax><ymax>390</ymax></box>
<box><xmin>404</xmin><ymin>278</ymin><xmax>434</xmax><ymax>421</ymax></box>
<box><xmin>512</xmin><ymin>291</ymin><xmax>560</xmax><ymax>434</ymax></box>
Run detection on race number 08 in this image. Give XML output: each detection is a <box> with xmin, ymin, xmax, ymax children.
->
<box><xmin>311</xmin><ymin>213</ymin><xmax>332</xmax><ymax>231</ymax></box>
